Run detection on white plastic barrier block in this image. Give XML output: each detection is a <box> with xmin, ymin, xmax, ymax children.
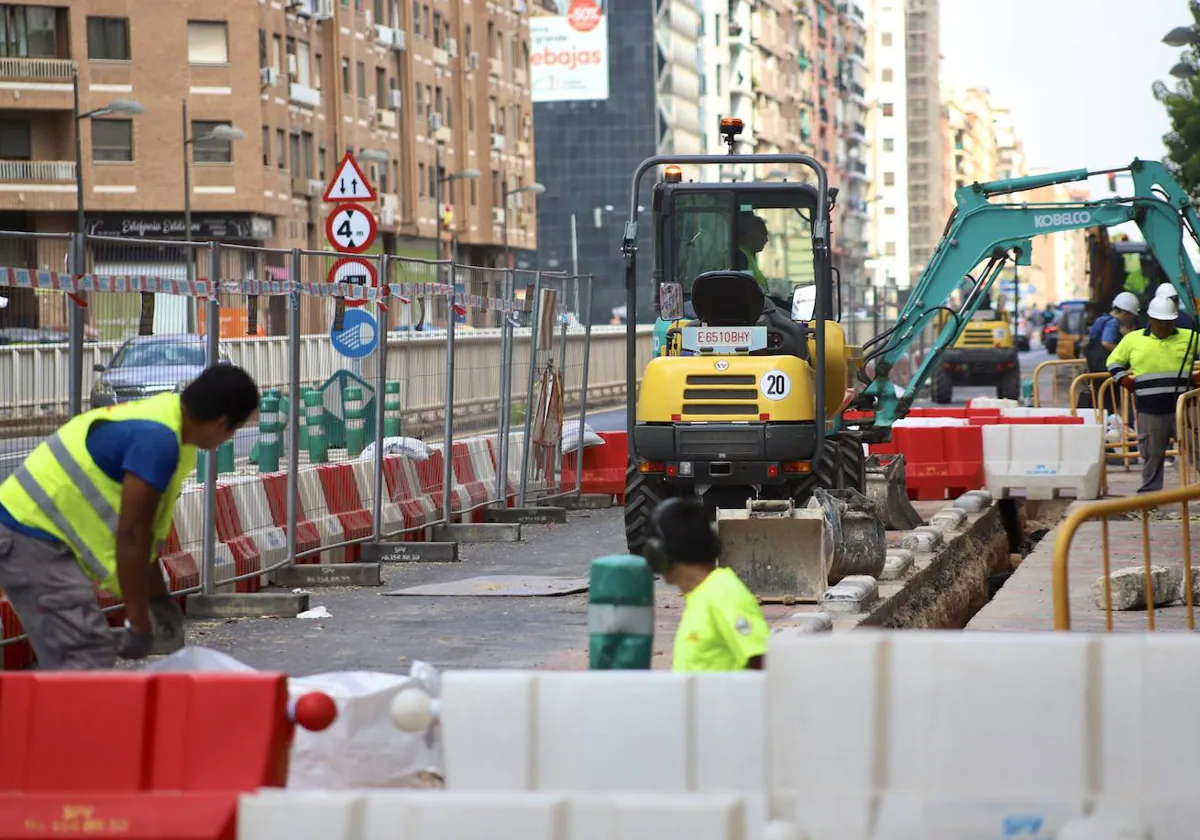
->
<box><xmin>536</xmin><ymin>672</ymin><xmax>690</xmax><ymax>792</ymax></box>
<box><xmin>225</xmin><ymin>475</ymin><xmax>288</xmax><ymax>573</ymax></box>
<box><xmin>238</xmin><ymin>789</ymin><xmax>364</xmax><ymax>840</ymax></box>
<box><xmin>1000</xmin><ymin>407</ymin><xmax>1102</xmax><ymax>425</ymax></box>
<box><xmin>378</xmin><ymin>791</ymin><xmax>569</xmax><ymax>840</ymax></box>
<box><xmin>872</xmin><ymin>793</ymin><xmax>1086</xmax><ymax>840</ymax></box>
<box><xmin>351</xmin><ymin>460</ymin><xmax>406</xmax><ymax>537</ymax></box>
<box><xmin>982</xmin><ymin>423</ymin><xmax>1104</xmax><ymax>500</ymax></box>
<box><xmin>885</xmin><ymin>633</ymin><xmax>1093</xmax><ymax>801</ymax></box>
<box><xmin>566</xmin><ymin>793</ymin><xmax>746</xmax><ymax>840</ymax></box>
<box><xmin>299</xmin><ymin>468</ymin><xmax>347</xmax><ymax>562</ymax></box>
<box><xmin>968</xmin><ymin>397</ymin><xmax>1020</xmax><ymax>409</ymax></box>
<box><xmin>443</xmin><ymin>670</ymin><xmax>538</xmax><ymax>790</ymax></box>
<box><xmin>691</xmin><ymin>673</ymin><xmax>768</xmax><ymax>838</ymax></box>
<box><xmin>893</xmin><ymin>417</ymin><xmax>969</xmax><ymax>427</ymax></box>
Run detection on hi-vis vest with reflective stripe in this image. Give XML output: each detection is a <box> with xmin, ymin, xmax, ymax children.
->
<box><xmin>1106</xmin><ymin>327</ymin><xmax>1198</xmax><ymax>415</ymax></box>
<box><xmin>738</xmin><ymin>247</ymin><xmax>770</xmax><ymax>292</ymax></box>
<box><xmin>0</xmin><ymin>393</ymin><xmax>197</xmax><ymax>595</ymax></box>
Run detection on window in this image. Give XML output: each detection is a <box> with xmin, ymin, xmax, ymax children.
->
<box><xmin>882</xmin><ymin>102</ymin><xmax>894</xmax><ymax>117</ymax></box>
<box><xmin>883</xmin><ymin>171</ymin><xmax>895</xmax><ymax>186</ymax></box>
<box><xmin>355</xmin><ymin>61</ymin><xmax>366</xmax><ymax>99</ymax></box>
<box><xmin>275</xmin><ymin>129</ymin><xmax>285</xmax><ymax>169</ymax></box>
<box><xmin>92</xmin><ymin>119</ymin><xmax>133</xmax><ymax>162</ymax></box>
<box><xmin>884</xmin><ymin>206</ymin><xmax>895</xmax><ymax>216</ymax></box>
<box><xmin>289</xmin><ymin>132</ymin><xmax>300</xmax><ymax>173</ymax></box>
<box><xmin>376</xmin><ymin>67</ymin><xmax>387</xmax><ymax>106</ymax></box>
<box><xmin>411</xmin><ymin>0</ymin><xmax>420</xmax><ymax>36</ymax></box>
<box><xmin>88</xmin><ymin>17</ymin><xmax>129</xmax><ymax>60</ymax></box>
<box><xmin>272</xmin><ymin>34</ymin><xmax>282</xmax><ymax>72</ymax></box>
<box><xmin>341</xmin><ymin>58</ymin><xmax>350</xmax><ymax>94</ymax></box>
<box><xmin>258</xmin><ymin>29</ymin><xmax>267</xmax><ymax>67</ymax></box>
<box><xmin>464</xmin><ymin>24</ymin><xmax>472</xmax><ymax>54</ymax></box>
<box><xmin>0</xmin><ymin>119</ymin><xmax>30</xmax><ymax>159</ymax></box>
<box><xmin>295</xmin><ymin>40</ymin><xmax>312</xmax><ymax>87</ymax></box>
<box><xmin>467</xmin><ymin>97</ymin><xmax>474</xmax><ymax>132</ymax></box>
<box><xmin>881</xmin><ymin>32</ymin><xmax>892</xmax><ymax>47</ymax></box>
<box><xmin>301</xmin><ymin>131</ymin><xmax>314</xmax><ymax>179</ymax></box>
<box><xmin>422</xmin><ymin>5</ymin><xmax>430</xmax><ymax>38</ymax></box>
<box><xmin>470</xmin><ymin>179</ymin><xmax>476</xmax><ymax>206</ymax></box>
<box><xmin>445</xmin><ymin>96</ymin><xmax>452</xmax><ymax>128</ymax></box>
<box><xmin>192</xmin><ymin>121</ymin><xmax>234</xmax><ymax>163</ymax></box>
<box><xmin>885</xmin><ymin>242</ymin><xmax>896</xmax><ymax>256</ymax></box>
<box><xmin>261</xmin><ymin>126</ymin><xmax>270</xmax><ymax>166</ymax></box>
<box><xmin>0</xmin><ymin>5</ymin><xmax>59</xmax><ymax>58</ymax></box>
<box><xmin>314</xmin><ymin>54</ymin><xmax>323</xmax><ymax>89</ymax></box>
<box><xmin>432</xmin><ymin>10</ymin><xmax>441</xmax><ymax>46</ymax></box>
<box><xmin>187</xmin><ymin>21</ymin><xmax>228</xmax><ymax>64</ymax></box>
<box><xmin>883</xmin><ymin>138</ymin><xmax>894</xmax><ymax>152</ymax></box>
<box><xmin>417</xmin><ymin>162</ymin><xmax>425</xmax><ymax>196</ymax></box>
<box><xmin>491</xmin><ymin>171</ymin><xmax>500</xmax><ymax>206</ymax></box>
<box><xmin>318</xmin><ymin>143</ymin><xmax>327</xmax><ymax>179</ymax></box>
<box><xmin>881</xmin><ymin>68</ymin><xmax>892</xmax><ymax>83</ymax></box>
<box><xmin>427</xmin><ymin>164</ymin><xmax>435</xmax><ymax>198</ymax></box>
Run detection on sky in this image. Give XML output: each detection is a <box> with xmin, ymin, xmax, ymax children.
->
<box><xmin>939</xmin><ymin>0</ymin><xmax>1188</xmax><ymax>198</ymax></box>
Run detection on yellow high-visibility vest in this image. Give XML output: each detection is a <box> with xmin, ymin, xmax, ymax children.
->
<box><xmin>738</xmin><ymin>246</ymin><xmax>770</xmax><ymax>292</ymax></box>
<box><xmin>0</xmin><ymin>393</ymin><xmax>197</xmax><ymax>595</ymax></box>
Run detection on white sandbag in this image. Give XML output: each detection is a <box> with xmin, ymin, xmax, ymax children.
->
<box><xmin>560</xmin><ymin>422</ymin><xmax>606</xmax><ymax>454</ymax></box>
<box><xmin>359</xmin><ymin>437</ymin><xmax>432</xmax><ymax>462</ymax></box>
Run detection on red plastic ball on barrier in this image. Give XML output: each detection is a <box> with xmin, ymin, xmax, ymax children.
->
<box><xmin>292</xmin><ymin>692</ymin><xmax>337</xmax><ymax>732</ymax></box>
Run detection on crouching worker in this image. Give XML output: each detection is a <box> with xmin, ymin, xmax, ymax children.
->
<box><xmin>644</xmin><ymin>497</ymin><xmax>769</xmax><ymax>671</ymax></box>
<box><xmin>0</xmin><ymin>364</ymin><xmax>260</xmax><ymax>669</ymax></box>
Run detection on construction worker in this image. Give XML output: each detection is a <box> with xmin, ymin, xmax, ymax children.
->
<box><xmin>1107</xmin><ymin>296</ymin><xmax>1199</xmax><ymax>493</ymax></box>
<box><xmin>734</xmin><ymin>212</ymin><xmax>771</xmax><ymax>294</ymax></box>
<box><xmin>1085</xmin><ymin>292</ymin><xmax>1140</xmax><ymax>374</ymax></box>
<box><xmin>1153</xmin><ymin>282</ymin><xmax>1197</xmax><ymax>331</ymax></box>
<box><xmin>643</xmin><ymin>497</ymin><xmax>768</xmax><ymax>672</ymax></box>
<box><xmin>0</xmin><ymin>364</ymin><xmax>260</xmax><ymax>669</ymax></box>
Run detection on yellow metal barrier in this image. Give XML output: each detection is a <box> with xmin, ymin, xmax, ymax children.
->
<box><xmin>1069</xmin><ymin>373</ymin><xmax>1141</xmax><ymax>472</ymax></box>
<box><xmin>1031</xmin><ymin>358</ymin><xmax>1087</xmax><ymax>408</ymax></box>
<box><xmin>1177</xmin><ymin>387</ymin><xmax>1200</xmax><ymax>487</ymax></box>
<box><xmin>1052</xmin><ymin>483</ymin><xmax>1198</xmax><ymax>632</ymax></box>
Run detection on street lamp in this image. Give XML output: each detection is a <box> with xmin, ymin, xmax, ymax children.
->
<box><xmin>436</xmin><ymin>167</ymin><xmax>480</xmax><ymax>262</ymax></box>
<box><xmin>501</xmin><ymin>181</ymin><xmax>546</xmax><ymax>269</ymax></box>
<box><xmin>69</xmin><ymin>73</ymin><xmax>144</xmax><ymax>417</ymax></box>
<box><xmin>1171</xmin><ymin>61</ymin><xmax>1197</xmax><ymax>80</ymax></box>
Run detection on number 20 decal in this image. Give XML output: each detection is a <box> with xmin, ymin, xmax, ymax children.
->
<box><xmin>759</xmin><ymin>370</ymin><xmax>791</xmax><ymax>401</ymax></box>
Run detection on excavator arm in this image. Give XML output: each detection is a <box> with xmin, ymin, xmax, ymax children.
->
<box><xmin>853</xmin><ymin>159</ymin><xmax>1200</xmax><ymax>436</ymax></box>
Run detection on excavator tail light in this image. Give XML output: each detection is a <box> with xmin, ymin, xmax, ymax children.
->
<box><xmin>639</xmin><ymin>461</ymin><xmax>665</xmax><ymax>474</ymax></box>
<box><xmin>783</xmin><ymin>461</ymin><xmax>810</xmax><ymax>474</ymax></box>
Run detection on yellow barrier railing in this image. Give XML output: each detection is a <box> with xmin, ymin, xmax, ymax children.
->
<box><xmin>1031</xmin><ymin>358</ymin><xmax>1087</xmax><ymax>408</ymax></box>
<box><xmin>1069</xmin><ymin>373</ymin><xmax>1142</xmax><ymax>472</ymax></box>
<box><xmin>1177</xmin><ymin>387</ymin><xmax>1200</xmax><ymax>487</ymax></box>
<box><xmin>1052</xmin><ymin>483</ymin><xmax>1198</xmax><ymax>632</ymax></box>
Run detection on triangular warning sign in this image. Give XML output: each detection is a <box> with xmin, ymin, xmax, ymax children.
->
<box><xmin>323</xmin><ymin>153</ymin><xmax>378</xmax><ymax>203</ymax></box>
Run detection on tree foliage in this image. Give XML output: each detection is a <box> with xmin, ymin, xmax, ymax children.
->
<box><xmin>1155</xmin><ymin>0</ymin><xmax>1200</xmax><ymax>199</ymax></box>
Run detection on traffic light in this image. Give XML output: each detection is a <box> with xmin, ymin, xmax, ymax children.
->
<box><xmin>1108</xmin><ymin>173</ymin><xmax>1118</xmax><ymax>193</ymax></box>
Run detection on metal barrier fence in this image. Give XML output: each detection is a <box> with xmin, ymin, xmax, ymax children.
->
<box><xmin>1052</xmin><ymin>483</ymin><xmax>1198</xmax><ymax>632</ymax></box>
<box><xmin>1176</xmin><ymin>387</ymin><xmax>1200</xmax><ymax>487</ymax></box>
<box><xmin>0</xmin><ymin>231</ymin><xmax>614</xmax><ymax>654</ymax></box>
<box><xmin>1031</xmin><ymin>359</ymin><xmax>1086</xmax><ymax>408</ymax></box>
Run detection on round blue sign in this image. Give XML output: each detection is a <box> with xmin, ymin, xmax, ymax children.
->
<box><xmin>330</xmin><ymin>307</ymin><xmax>379</xmax><ymax>359</ymax></box>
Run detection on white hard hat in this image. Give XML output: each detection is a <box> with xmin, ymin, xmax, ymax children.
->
<box><xmin>1147</xmin><ymin>295</ymin><xmax>1179</xmax><ymax>321</ymax></box>
<box><xmin>1155</xmin><ymin>282</ymin><xmax>1179</xmax><ymax>299</ymax></box>
<box><xmin>1112</xmin><ymin>291</ymin><xmax>1140</xmax><ymax>315</ymax></box>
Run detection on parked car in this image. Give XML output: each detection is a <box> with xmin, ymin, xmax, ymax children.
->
<box><xmin>91</xmin><ymin>335</ymin><xmax>232</xmax><ymax>408</ymax></box>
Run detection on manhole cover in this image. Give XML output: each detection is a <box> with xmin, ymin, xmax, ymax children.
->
<box><xmin>384</xmin><ymin>575</ymin><xmax>590</xmax><ymax>597</ymax></box>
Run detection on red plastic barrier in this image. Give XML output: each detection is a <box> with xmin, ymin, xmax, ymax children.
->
<box><xmin>260</xmin><ymin>472</ymin><xmax>323</xmax><ymax>564</ymax></box>
<box><xmin>0</xmin><ymin>595</ymin><xmax>31</xmax><ymax>671</ymax></box>
<box><xmin>213</xmin><ymin>484</ymin><xmax>262</xmax><ymax>594</ymax></box>
<box><xmin>0</xmin><ymin>672</ymin><xmax>299</xmax><ymax>839</ymax></box>
<box><xmin>563</xmin><ymin>431</ymin><xmax>628</xmax><ymax>501</ymax></box>
<box><xmin>450</xmin><ymin>441</ymin><xmax>489</xmax><ymax>520</ymax></box>
<box><xmin>315</xmin><ymin>464</ymin><xmax>372</xmax><ymax>562</ymax></box>
<box><xmin>967</xmin><ymin>416</ymin><xmax>1085</xmax><ymax>426</ymax></box>
<box><xmin>380</xmin><ymin>456</ymin><xmax>438</xmax><ymax>535</ymax></box>
<box><xmin>871</xmin><ymin>425</ymin><xmax>985</xmax><ymax>500</ymax></box>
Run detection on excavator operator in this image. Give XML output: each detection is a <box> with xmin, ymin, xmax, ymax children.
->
<box><xmin>734</xmin><ymin>212</ymin><xmax>771</xmax><ymax>294</ymax></box>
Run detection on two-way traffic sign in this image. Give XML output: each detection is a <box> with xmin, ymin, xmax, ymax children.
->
<box><xmin>323</xmin><ymin>153</ymin><xmax>378</xmax><ymax>203</ymax></box>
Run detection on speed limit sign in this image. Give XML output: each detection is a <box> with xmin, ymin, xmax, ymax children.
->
<box><xmin>325</xmin><ymin>203</ymin><xmax>377</xmax><ymax>254</ymax></box>
<box><xmin>327</xmin><ymin>257</ymin><xmax>378</xmax><ymax>308</ymax></box>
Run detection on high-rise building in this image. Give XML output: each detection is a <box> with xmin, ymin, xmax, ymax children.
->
<box><xmin>0</xmin><ymin>0</ymin><xmax>536</xmax><ymax>333</ymax></box>
<box><xmin>531</xmin><ymin>0</ymin><xmax>699</xmax><ymax>323</ymax></box>
<box><xmin>866</xmin><ymin>0</ymin><xmax>910</xmax><ymax>291</ymax></box>
<box><xmin>903</xmin><ymin>0</ymin><xmax>941</xmax><ymax>285</ymax></box>
<box><xmin>835</xmin><ymin>1</ymin><xmax>871</xmax><ymax>295</ymax></box>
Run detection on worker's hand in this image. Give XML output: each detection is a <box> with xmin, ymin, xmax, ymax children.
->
<box><xmin>118</xmin><ymin>621</ymin><xmax>154</xmax><ymax>660</ymax></box>
<box><xmin>1191</xmin><ymin>370</ymin><xmax>1200</xmax><ymax>388</ymax></box>
<box><xmin>1119</xmin><ymin>376</ymin><xmax>1137</xmax><ymax>393</ymax></box>
<box><xmin>149</xmin><ymin>594</ymin><xmax>185</xmax><ymax>647</ymax></box>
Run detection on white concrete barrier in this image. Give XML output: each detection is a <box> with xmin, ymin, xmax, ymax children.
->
<box><xmin>982</xmin><ymin>423</ymin><xmax>1105</xmax><ymax>500</ymax></box>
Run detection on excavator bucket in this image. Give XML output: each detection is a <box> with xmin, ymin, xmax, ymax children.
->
<box><xmin>716</xmin><ymin>499</ymin><xmax>830</xmax><ymax>603</ymax></box>
<box><xmin>863</xmin><ymin>453</ymin><xmax>925</xmax><ymax>531</ymax></box>
<box><xmin>807</xmin><ymin>488</ymin><xmax>887</xmax><ymax>582</ymax></box>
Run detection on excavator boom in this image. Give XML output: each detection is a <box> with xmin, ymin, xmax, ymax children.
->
<box><xmin>855</xmin><ymin>159</ymin><xmax>1200</xmax><ymax>433</ymax></box>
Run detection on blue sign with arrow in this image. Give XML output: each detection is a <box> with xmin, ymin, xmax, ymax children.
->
<box><xmin>330</xmin><ymin>307</ymin><xmax>379</xmax><ymax>359</ymax></box>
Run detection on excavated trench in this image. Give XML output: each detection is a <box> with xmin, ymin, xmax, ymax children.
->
<box><xmin>859</xmin><ymin>497</ymin><xmax>1068</xmax><ymax>630</ymax></box>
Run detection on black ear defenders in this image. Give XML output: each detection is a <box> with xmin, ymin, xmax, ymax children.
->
<box><xmin>643</xmin><ymin>496</ymin><xmax>709</xmax><ymax>575</ymax></box>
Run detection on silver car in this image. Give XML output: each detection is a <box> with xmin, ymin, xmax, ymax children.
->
<box><xmin>91</xmin><ymin>335</ymin><xmax>232</xmax><ymax>407</ymax></box>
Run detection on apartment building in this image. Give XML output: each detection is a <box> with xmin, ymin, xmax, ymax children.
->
<box><xmin>865</xmin><ymin>0</ymin><xmax>908</xmax><ymax>291</ymax></box>
<box><xmin>903</xmin><ymin>0</ymin><xmax>940</xmax><ymax>286</ymax></box>
<box><xmin>0</xmin><ymin>0</ymin><xmax>535</xmax><ymax>333</ymax></box>
<box><xmin>834</xmin><ymin>1</ymin><xmax>869</xmax><ymax>292</ymax></box>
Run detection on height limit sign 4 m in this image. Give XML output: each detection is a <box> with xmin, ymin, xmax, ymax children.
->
<box><xmin>324</xmin><ymin>152</ymin><xmax>378</xmax><ymax>255</ymax></box>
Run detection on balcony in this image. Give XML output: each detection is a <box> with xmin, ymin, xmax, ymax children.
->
<box><xmin>0</xmin><ymin>159</ymin><xmax>75</xmax><ymax>183</ymax></box>
<box><xmin>0</xmin><ymin>57</ymin><xmax>75</xmax><ymax>84</ymax></box>
<box><xmin>837</xmin><ymin>3</ymin><xmax>866</xmax><ymax>29</ymax></box>
<box><xmin>289</xmin><ymin>83</ymin><xmax>321</xmax><ymax>108</ymax></box>
<box><xmin>846</xmin><ymin>159</ymin><xmax>868</xmax><ymax>182</ymax></box>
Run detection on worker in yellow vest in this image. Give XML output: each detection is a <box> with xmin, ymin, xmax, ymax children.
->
<box><xmin>0</xmin><ymin>364</ymin><xmax>260</xmax><ymax>669</ymax></box>
<box><xmin>735</xmin><ymin>212</ymin><xmax>772</xmax><ymax>295</ymax></box>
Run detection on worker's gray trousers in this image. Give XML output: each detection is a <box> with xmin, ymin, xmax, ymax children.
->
<box><xmin>0</xmin><ymin>522</ymin><xmax>116</xmax><ymax>669</ymax></box>
<box><xmin>1137</xmin><ymin>411</ymin><xmax>1176</xmax><ymax>494</ymax></box>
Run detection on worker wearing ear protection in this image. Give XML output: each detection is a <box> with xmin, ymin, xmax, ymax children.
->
<box><xmin>643</xmin><ymin>496</ymin><xmax>769</xmax><ymax>672</ymax></box>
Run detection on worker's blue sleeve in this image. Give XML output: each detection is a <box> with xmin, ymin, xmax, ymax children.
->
<box><xmin>86</xmin><ymin>419</ymin><xmax>181</xmax><ymax>493</ymax></box>
<box><xmin>1100</xmin><ymin>317</ymin><xmax>1122</xmax><ymax>346</ymax></box>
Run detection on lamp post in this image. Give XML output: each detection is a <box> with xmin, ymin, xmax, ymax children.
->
<box><xmin>501</xmin><ymin>181</ymin><xmax>546</xmax><ymax>270</ymax></box>
<box><xmin>181</xmin><ymin>102</ymin><xmax>244</xmax><ymax>332</ymax></box>
<box><xmin>69</xmin><ymin>74</ymin><xmax>144</xmax><ymax>417</ymax></box>
<box><xmin>436</xmin><ymin>167</ymin><xmax>481</xmax><ymax>262</ymax></box>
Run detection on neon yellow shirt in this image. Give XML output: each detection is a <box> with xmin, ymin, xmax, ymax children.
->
<box><xmin>672</xmin><ymin>567</ymin><xmax>769</xmax><ymax>672</ymax></box>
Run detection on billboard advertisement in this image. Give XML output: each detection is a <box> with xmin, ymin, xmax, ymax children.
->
<box><xmin>529</xmin><ymin>0</ymin><xmax>609</xmax><ymax>102</ymax></box>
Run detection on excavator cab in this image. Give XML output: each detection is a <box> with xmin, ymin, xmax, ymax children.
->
<box><xmin>620</xmin><ymin>121</ymin><xmax>868</xmax><ymax>557</ymax></box>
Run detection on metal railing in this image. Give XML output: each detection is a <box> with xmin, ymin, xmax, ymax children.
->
<box><xmin>1031</xmin><ymin>358</ymin><xmax>1086</xmax><ymax>408</ymax></box>
<box><xmin>0</xmin><ymin>160</ymin><xmax>75</xmax><ymax>181</ymax></box>
<box><xmin>0</xmin><ymin>56</ymin><xmax>75</xmax><ymax>81</ymax></box>
<box><xmin>1176</xmin><ymin>387</ymin><xmax>1200</xmax><ymax>486</ymax></box>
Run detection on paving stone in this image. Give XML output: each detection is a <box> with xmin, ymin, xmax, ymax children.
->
<box><xmin>1091</xmin><ymin>565</ymin><xmax>1182</xmax><ymax>611</ymax></box>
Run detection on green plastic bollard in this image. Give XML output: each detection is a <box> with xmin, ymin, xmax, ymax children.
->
<box><xmin>215</xmin><ymin>440</ymin><xmax>235</xmax><ymax>474</ymax></box>
<box><xmin>297</xmin><ymin>387</ymin><xmax>311</xmax><ymax>450</ymax></box>
<box><xmin>344</xmin><ymin>386</ymin><xmax>366</xmax><ymax>458</ymax></box>
<box><xmin>384</xmin><ymin>381</ymin><xmax>402</xmax><ymax>437</ymax></box>
<box><xmin>258</xmin><ymin>395</ymin><xmax>281</xmax><ymax>473</ymax></box>
<box><xmin>304</xmin><ymin>390</ymin><xmax>328</xmax><ymax>463</ymax></box>
<box><xmin>588</xmin><ymin>554</ymin><xmax>655</xmax><ymax>670</ymax></box>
